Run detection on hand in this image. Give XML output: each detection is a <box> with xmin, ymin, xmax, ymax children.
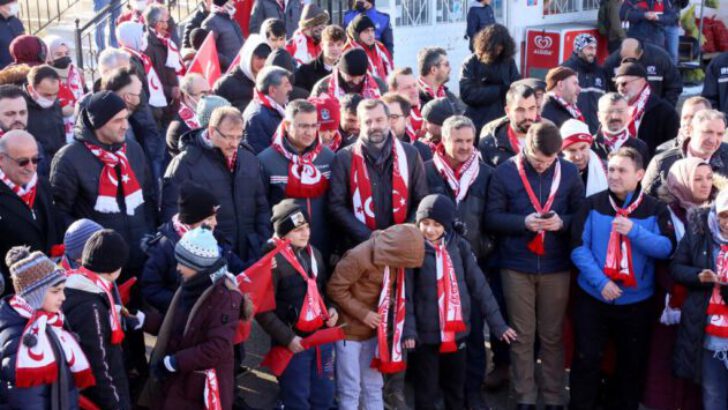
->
<box><xmin>699</xmin><ymin>269</ymin><xmax>719</xmax><ymax>283</ymax></box>
<box><xmin>288</xmin><ymin>336</ymin><xmax>305</xmax><ymax>353</ymax></box>
<box><xmin>525</xmin><ymin>213</ymin><xmax>543</xmax><ymax>232</ymax></box>
<box><xmin>539</xmin><ymin>213</ymin><xmax>563</xmax><ymax>232</ymax></box>
<box><xmin>500</xmin><ymin>327</ymin><xmax>518</xmax><ymax>344</ymax></box>
<box><xmin>326</xmin><ymin>308</ymin><xmax>339</xmax><ymax>328</ymax></box>
<box><xmin>403</xmin><ymin>338</ymin><xmax>416</xmax><ymax>349</ymax></box>
<box><xmin>612</xmin><ymin>216</ymin><xmax>633</xmax><ymax>235</ymax></box>
<box><xmin>362</xmin><ymin>311</ymin><xmax>381</xmax><ymax>329</ymax></box>
<box><xmin>601</xmin><ymin>281</ymin><xmax>623</xmax><ymax>301</ymax></box>
<box><xmin>152</xmin><ymin>356</ymin><xmax>176</xmax><ymax>382</ymax></box>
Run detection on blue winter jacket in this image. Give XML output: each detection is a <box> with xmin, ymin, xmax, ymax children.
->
<box><xmin>620</xmin><ymin>0</ymin><xmax>679</xmax><ymax>47</ymax></box>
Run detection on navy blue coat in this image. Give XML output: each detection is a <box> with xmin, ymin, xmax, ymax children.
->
<box><xmin>620</xmin><ymin>0</ymin><xmax>679</xmax><ymax>47</ymax></box>
<box><xmin>465</xmin><ymin>4</ymin><xmax>495</xmax><ymax>51</ymax></box>
<box><xmin>0</xmin><ymin>15</ymin><xmax>23</xmax><ymax>69</ymax></box>
<box><xmin>242</xmin><ymin>102</ymin><xmax>284</xmax><ymax>154</ymax></box>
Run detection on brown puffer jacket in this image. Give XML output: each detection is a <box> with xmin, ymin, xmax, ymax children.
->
<box><xmin>327</xmin><ymin>224</ymin><xmax>425</xmax><ymax>341</ymax></box>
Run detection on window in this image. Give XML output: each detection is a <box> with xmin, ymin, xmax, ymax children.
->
<box><xmin>543</xmin><ymin>0</ymin><xmax>598</xmax><ymax>15</ymax></box>
<box><xmin>396</xmin><ymin>0</ymin><xmax>430</xmax><ymax>26</ymax></box>
<box><xmin>436</xmin><ymin>0</ymin><xmax>466</xmax><ymax>23</ymax></box>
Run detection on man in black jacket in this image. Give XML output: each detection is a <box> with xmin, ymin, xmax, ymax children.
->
<box><xmin>181</xmin><ymin>0</ymin><xmax>209</xmax><ymax>49</ymax></box>
<box><xmin>213</xmin><ymin>34</ymin><xmax>271</xmax><ymax>113</ymax></box>
<box><xmin>591</xmin><ymin>92</ymin><xmax>650</xmax><ymax>163</ymax></box>
<box><xmin>540</xmin><ymin>66</ymin><xmax>583</xmax><ymax>129</ymax></box>
<box><xmin>328</xmin><ymin>98</ymin><xmax>428</xmax><ymax>251</ymax></box>
<box><xmin>242</xmin><ymin>66</ymin><xmax>292</xmax><ymax>153</ymax></box>
<box><xmin>166</xmin><ymin>72</ymin><xmax>210</xmax><ymax>156</ymax></box>
<box><xmin>24</xmin><ymin>65</ymin><xmax>65</xmax><ymax>176</ymax></box>
<box><xmin>561</xmin><ymin>34</ymin><xmax>606</xmax><ymax>133</ymax></box>
<box><xmin>296</xmin><ymin>25</ymin><xmax>345</xmax><ymax>92</ymax></box>
<box><xmin>702</xmin><ymin>51</ymin><xmax>728</xmax><ymax>117</ymax></box>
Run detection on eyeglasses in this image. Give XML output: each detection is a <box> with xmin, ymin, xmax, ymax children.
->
<box><xmin>614</xmin><ymin>78</ymin><xmax>641</xmax><ymax>88</ymax></box>
<box><xmin>214</xmin><ymin>127</ymin><xmax>243</xmax><ymax>142</ymax></box>
<box><xmin>1</xmin><ymin>153</ymin><xmax>40</xmax><ymax>167</ymax></box>
<box><xmin>388</xmin><ymin>114</ymin><xmax>404</xmax><ymax>120</ymax></box>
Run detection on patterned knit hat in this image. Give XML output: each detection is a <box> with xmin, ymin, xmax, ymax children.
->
<box><xmin>175</xmin><ymin>226</ymin><xmax>222</xmax><ymax>272</ymax></box>
<box><xmin>195</xmin><ymin>95</ymin><xmax>231</xmax><ymax>129</ymax></box>
<box><xmin>6</xmin><ymin>247</ymin><xmax>66</xmax><ymax>310</ymax></box>
<box><xmin>573</xmin><ymin>33</ymin><xmax>597</xmax><ymax>54</ymax></box>
<box><xmin>64</xmin><ymin>218</ymin><xmax>104</xmax><ymax>262</ymax></box>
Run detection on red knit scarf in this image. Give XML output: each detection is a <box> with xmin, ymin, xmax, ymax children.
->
<box><xmin>327</xmin><ymin>68</ymin><xmax>381</xmax><ymax>100</ymax></box>
<box><xmin>69</xmin><ymin>267</ymin><xmax>125</xmax><ymax>344</ymax></box>
<box><xmin>84</xmin><ymin>142</ymin><xmax>144</xmax><ymax>216</ymax></box>
<box><xmin>344</xmin><ymin>39</ymin><xmax>393</xmax><ymax>80</ymax></box>
<box><xmin>350</xmin><ymin>138</ymin><xmax>409</xmax><ymax>230</ymax></box>
<box><xmin>547</xmin><ymin>92</ymin><xmax>585</xmax><ymax>121</ymax></box>
<box><xmin>627</xmin><ymin>84</ymin><xmax>651</xmax><ymax>137</ymax></box>
<box><xmin>285</xmin><ymin>29</ymin><xmax>321</xmax><ymax>64</ymax></box>
<box><xmin>603</xmin><ymin>191</ymin><xmax>645</xmax><ymax>288</ymax></box>
<box><xmin>271</xmin><ymin>123</ymin><xmax>329</xmax><ymax>198</ymax></box>
<box><xmin>418</xmin><ymin>77</ymin><xmax>446</xmax><ymax>100</ymax></box>
<box><xmin>253</xmin><ymin>89</ymin><xmax>286</xmax><ymax>118</ymax></box>
<box><xmin>371</xmin><ymin>266</ymin><xmax>406</xmax><ymax>373</ymax></box>
<box><xmin>434</xmin><ymin>241</ymin><xmax>466</xmax><ymax>352</ymax></box>
<box><xmin>122</xmin><ymin>47</ymin><xmax>167</xmax><ymax>107</ymax></box>
<box><xmin>706</xmin><ymin>245</ymin><xmax>728</xmax><ymax>337</ymax></box>
<box><xmin>178</xmin><ymin>102</ymin><xmax>200</xmax><ymax>129</ymax></box>
<box><xmin>10</xmin><ymin>295</ymin><xmax>96</xmax><ymax>389</ymax></box>
<box><xmin>432</xmin><ymin>144</ymin><xmax>479</xmax><ymax>204</ymax></box>
<box><xmin>0</xmin><ymin>168</ymin><xmax>38</xmax><ymax>209</ymax></box>
<box><xmin>516</xmin><ymin>154</ymin><xmax>561</xmax><ymax>255</ymax></box>
<box><xmin>601</xmin><ymin>127</ymin><xmax>631</xmax><ymax>153</ymax></box>
<box><xmin>506</xmin><ymin>125</ymin><xmax>523</xmax><ymax>154</ymax></box>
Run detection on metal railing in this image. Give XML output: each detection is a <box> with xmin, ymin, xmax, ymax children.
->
<box><xmin>20</xmin><ymin>0</ymin><xmax>82</xmax><ymax>34</ymax></box>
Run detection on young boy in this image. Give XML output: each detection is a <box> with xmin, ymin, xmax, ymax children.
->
<box><xmin>261</xmin><ymin>18</ymin><xmax>287</xmax><ymax>50</ymax></box>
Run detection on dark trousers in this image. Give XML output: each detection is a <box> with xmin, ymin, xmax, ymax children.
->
<box><xmin>487</xmin><ymin>267</ymin><xmax>510</xmax><ymax>367</ymax></box>
<box><xmin>278</xmin><ymin>343</ymin><xmax>335</xmax><ymax>410</ymax></box>
<box><xmin>466</xmin><ymin>301</ymin><xmax>486</xmax><ymax>396</ymax></box>
<box><xmin>569</xmin><ymin>287</ymin><xmax>653</xmax><ymax>410</ymax></box>
<box><xmin>409</xmin><ymin>343</ymin><xmax>467</xmax><ymax>410</ymax></box>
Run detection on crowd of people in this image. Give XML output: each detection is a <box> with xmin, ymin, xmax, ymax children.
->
<box><xmin>0</xmin><ymin>0</ymin><xmax>728</xmax><ymax>409</ymax></box>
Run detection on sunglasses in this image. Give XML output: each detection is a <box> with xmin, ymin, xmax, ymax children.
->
<box><xmin>2</xmin><ymin>153</ymin><xmax>40</xmax><ymax>167</ymax></box>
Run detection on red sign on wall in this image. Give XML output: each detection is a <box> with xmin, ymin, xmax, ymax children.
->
<box><xmin>562</xmin><ymin>28</ymin><xmax>609</xmax><ymax>64</ymax></box>
<box><xmin>525</xmin><ymin>30</ymin><xmax>560</xmax><ymax>73</ymax></box>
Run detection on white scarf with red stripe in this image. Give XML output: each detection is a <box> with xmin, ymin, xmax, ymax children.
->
<box><xmin>61</xmin><ymin>64</ymin><xmax>85</xmax><ymax>143</ymax></box>
<box><xmin>271</xmin><ymin>123</ymin><xmax>329</xmax><ymax>198</ymax></box>
<box><xmin>434</xmin><ymin>240</ymin><xmax>466</xmax><ymax>352</ymax></box>
<box><xmin>344</xmin><ymin>40</ymin><xmax>393</xmax><ymax>80</ymax></box>
<box><xmin>0</xmin><ymin>168</ymin><xmax>38</xmax><ymax>209</ymax></box>
<box><xmin>350</xmin><ymin>138</ymin><xmax>409</xmax><ymax>230</ymax></box>
<box><xmin>285</xmin><ymin>30</ymin><xmax>321</xmax><ymax>65</ymax></box>
<box><xmin>627</xmin><ymin>84</ymin><xmax>651</xmax><ymax>137</ymax></box>
<box><xmin>85</xmin><ymin>142</ymin><xmax>144</xmax><ymax>216</ymax></box>
<box><xmin>371</xmin><ymin>266</ymin><xmax>406</xmax><ymax>373</ymax></box>
<box><xmin>179</xmin><ymin>102</ymin><xmax>200</xmax><ymax>129</ymax></box>
<box><xmin>603</xmin><ymin>190</ymin><xmax>645</xmax><ymax>288</ymax></box>
<box><xmin>253</xmin><ymin>89</ymin><xmax>286</xmax><ymax>118</ymax></box>
<box><xmin>406</xmin><ymin>107</ymin><xmax>423</xmax><ymax>142</ymax></box>
<box><xmin>10</xmin><ymin>295</ymin><xmax>96</xmax><ymax>389</ymax></box>
<box><xmin>203</xmin><ymin>369</ymin><xmax>223</xmax><ymax>410</ymax></box>
<box><xmin>151</xmin><ymin>29</ymin><xmax>185</xmax><ymax>78</ymax></box>
<box><xmin>707</xmin><ymin>212</ymin><xmax>728</xmax><ymax>337</ymax></box>
<box><xmin>418</xmin><ymin>77</ymin><xmax>446</xmax><ymax>100</ymax></box>
<box><xmin>69</xmin><ymin>267</ymin><xmax>125</xmax><ymax>344</ymax></box>
<box><xmin>547</xmin><ymin>92</ymin><xmax>585</xmax><ymax>121</ymax></box>
<box><xmin>432</xmin><ymin>144</ymin><xmax>479</xmax><ymax>204</ymax></box>
<box><xmin>601</xmin><ymin>127</ymin><xmax>632</xmax><ymax>153</ymax></box>
<box><xmin>123</xmin><ymin>46</ymin><xmax>167</xmax><ymax>107</ymax></box>
<box><xmin>327</xmin><ymin>68</ymin><xmax>381</xmax><ymax>100</ymax></box>
<box><xmin>517</xmin><ymin>154</ymin><xmax>561</xmax><ymax>255</ymax></box>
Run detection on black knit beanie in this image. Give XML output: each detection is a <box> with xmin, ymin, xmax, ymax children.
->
<box><xmin>82</xmin><ymin>229</ymin><xmax>129</xmax><ymax>273</ymax></box>
<box><xmin>178</xmin><ymin>181</ymin><xmax>219</xmax><ymax>225</ymax></box>
<box><xmin>86</xmin><ymin>91</ymin><xmax>127</xmax><ymax>130</ymax></box>
<box><xmin>339</xmin><ymin>48</ymin><xmax>368</xmax><ymax>77</ymax></box>
<box><xmin>416</xmin><ymin>194</ymin><xmax>456</xmax><ymax>230</ymax></box>
<box><xmin>347</xmin><ymin>14</ymin><xmax>376</xmax><ymax>40</ymax></box>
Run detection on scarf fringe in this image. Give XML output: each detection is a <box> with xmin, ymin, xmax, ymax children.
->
<box><xmin>16</xmin><ymin>363</ymin><xmax>59</xmax><ymax>388</ymax></box>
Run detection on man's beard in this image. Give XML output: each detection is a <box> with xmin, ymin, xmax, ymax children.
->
<box><xmin>365</xmin><ymin>129</ymin><xmax>387</xmax><ymax>144</ymax></box>
<box><xmin>516</xmin><ymin>119</ymin><xmax>533</xmax><ymax>134</ymax></box>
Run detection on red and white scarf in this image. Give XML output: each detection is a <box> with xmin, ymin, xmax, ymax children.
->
<box><xmin>603</xmin><ymin>190</ymin><xmax>645</xmax><ymax>288</ymax></box>
<box><xmin>122</xmin><ymin>46</ymin><xmax>167</xmax><ymax>107</ymax></box>
<box><xmin>70</xmin><ymin>267</ymin><xmax>125</xmax><ymax>344</ymax></box>
<box><xmin>327</xmin><ymin>68</ymin><xmax>381</xmax><ymax>100</ymax></box>
<box><xmin>179</xmin><ymin>102</ymin><xmax>200</xmax><ymax>129</ymax></box>
<box><xmin>285</xmin><ymin>30</ymin><xmax>321</xmax><ymax>65</ymax></box>
<box><xmin>350</xmin><ymin>138</ymin><xmax>409</xmax><ymax>230</ymax></box>
<box><xmin>344</xmin><ymin>40</ymin><xmax>393</xmax><ymax>80</ymax></box>
<box><xmin>253</xmin><ymin>89</ymin><xmax>286</xmax><ymax>118</ymax></box>
<box><xmin>506</xmin><ymin>126</ymin><xmax>524</xmax><ymax>154</ymax></box>
<box><xmin>271</xmin><ymin>123</ymin><xmax>329</xmax><ymax>198</ymax></box>
<box><xmin>60</xmin><ymin>64</ymin><xmax>85</xmax><ymax>142</ymax></box>
<box><xmin>203</xmin><ymin>369</ymin><xmax>223</xmax><ymax>410</ymax></box>
<box><xmin>516</xmin><ymin>154</ymin><xmax>562</xmax><ymax>255</ymax></box>
<box><xmin>627</xmin><ymin>84</ymin><xmax>651</xmax><ymax>137</ymax></box>
<box><xmin>10</xmin><ymin>295</ymin><xmax>96</xmax><ymax>389</ymax></box>
<box><xmin>151</xmin><ymin>29</ymin><xmax>185</xmax><ymax>78</ymax></box>
<box><xmin>321</xmin><ymin>130</ymin><xmax>343</xmax><ymax>152</ymax></box>
<box><xmin>601</xmin><ymin>127</ymin><xmax>631</xmax><ymax>153</ymax></box>
<box><xmin>432</xmin><ymin>144</ymin><xmax>479</xmax><ymax>204</ymax></box>
<box><xmin>418</xmin><ymin>77</ymin><xmax>446</xmax><ymax>100</ymax></box>
<box><xmin>434</xmin><ymin>241</ymin><xmax>466</xmax><ymax>352</ymax></box>
<box><xmin>706</xmin><ymin>244</ymin><xmax>728</xmax><ymax>337</ymax></box>
<box><xmin>172</xmin><ymin>213</ymin><xmax>191</xmax><ymax>237</ymax></box>
<box><xmin>547</xmin><ymin>92</ymin><xmax>584</xmax><ymax>121</ymax></box>
<box><xmin>0</xmin><ymin>168</ymin><xmax>38</xmax><ymax>209</ymax></box>
<box><xmin>406</xmin><ymin>106</ymin><xmax>423</xmax><ymax>142</ymax></box>
<box><xmin>85</xmin><ymin>142</ymin><xmax>144</xmax><ymax>216</ymax></box>
<box><xmin>370</xmin><ymin>266</ymin><xmax>406</xmax><ymax>373</ymax></box>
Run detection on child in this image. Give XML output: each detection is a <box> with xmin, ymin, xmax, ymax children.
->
<box><xmin>403</xmin><ymin>194</ymin><xmax>517</xmax><ymax>410</ymax></box>
<box><xmin>0</xmin><ymin>247</ymin><xmax>94</xmax><ymax>409</ymax></box>
<box><xmin>256</xmin><ymin>199</ymin><xmax>338</xmax><ymax>409</ymax></box>
<box><xmin>60</xmin><ymin>218</ymin><xmax>103</xmax><ymax>270</ymax></box>
<box><xmin>261</xmin><ymin>18</ymin><xmax>287</xmax><ymax>50</ymax></box>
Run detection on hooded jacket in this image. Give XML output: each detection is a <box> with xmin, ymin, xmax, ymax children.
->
<box><xmin>327</xmin><ymin>224</ymin><xmax>425</xmax><ymax>341</ymax></box>
<box><xmin>561</xmin><ymin>53</ymin><xmax>607</xmax><ymax>134</ymax></box>
<box><xmin>213</xmin><ymin>34</ymin><xmax>266</xmax><ymax>112</ymax></box>
<box><xmin>343</xmin><ymin>7</ymin><xmax>394</xmax><ymax>55</ymax></box>
<box><xmin>201</xmin><ymin>10</ymin><xmax>245</xmax><ymax>72</ymax></box>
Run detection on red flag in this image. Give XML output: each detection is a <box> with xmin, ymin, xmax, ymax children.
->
<box><xmin>261</xmin><ymin>327</ymin><xmax>346</xmax><ymax>376</ymax></box>
<box><xmin>188</xmin><ymin>32</ymin><xmax>221</xmax><ymax>87</ymax></box>
<box><xmin>236</xmin><ymin>239</ymin><xmax>290</xmax><ymax>314</ymax></box>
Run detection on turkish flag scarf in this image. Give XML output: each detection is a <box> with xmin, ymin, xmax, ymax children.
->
<box><xmin>344</xmin><ymin>39</ymin><xmax>393</xmax><ymax>80</ymax></box>
<box><xmin>603</xmin><ymin>190</ymin><xmax>645</xmax><ymax>288</ymax></box>
<box><xmin>350</xmin><ymin>138</ymin><xmax>409</xmax><ymax>230</ymax></box>
<box><xmin>203</xmin><ymin>369</ymin><xmax>223</xmax><ymax>410</ymax></box>
<box><xmin>69</xmin><ymin>267</ymin><xmax>125</xmax><ymax>344</ymax></box>
<box><xmin>406</xmin><ymin>107</ymin><xmax>423</xmax><ymax>142</ymax></box>
<box><xmin>178</xmin><ymin>102</ymin><xmax>200</xmax><ymax>129</ymax></box>
<box><xmin>285</xmin><ymin>30</ymin><xmax>321</xmax><ymax>64</ymax></box>
<box><xmin>516</xmin><ymin>154</ymin><xmax>561</xmax><ymax>255</ymax></box>
<box><xmin>706</xmin><ymin>244</ymin><xmax>728</xmax><ymax>337</ymax></box>
<box><xmin>84</xmin><ymin>142</ymin><xmax>144</xmax><ymax>216</ymax></box>
<box><xmin>327</xmin><ymin>68</ymin><xmax>381</xmax><ymax>100</ymax></box>
<box><xmin>627</xmin><ymin>84</ymin><xmax>651</xmax><ymax>137</ymax></box>
<box><xmin>0</xmin><ymin>167</ymin><xmax>38</xmax><ymax>209</ymax></box>
<box><xmin>601</xmin><ymin>127</ymin><xmax>632</xmax><ymax>153</ymax></box>
<box><xmin>434</xmin><ymin>241</ymin><xmax>466</xmax><ymax>353</ymax></box>
<box><xmin>253</xmin><ymin>89</ymin><xmax>286</xmax><ymax>118</ymax></box>
<box><xmin>122</xmin><ymin>47</ymin><xmax>168</xmax><ymax>107</ymax></box>
<box><xmin>370</xmin><ymin>266</ymin><xmax>406</xmax><ymax>373</ymax></box>
<box><xmin>418</xmin><ymin>77</ymin><xmax>446</xmax><ymax>100</ymax></box>
<box><xmin>432</xmin><ymin>144</ymin><xmax>479</xmax><ymax>204</ymax></box>
<box><xmin>271</xmin><ymin>123</ymin><xmax>329</xmax><ymax>198</ymax></box>
<box><xmin>10</xmin><ymin>295</ymin><xmax>96</xmax><ymax>389</ymax></box>
<box><xmin>150</xmin><ymin>29</ymin><xmax>185</xmax><ymax>79</ymax></box>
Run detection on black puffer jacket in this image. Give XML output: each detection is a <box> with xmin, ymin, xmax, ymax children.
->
<box><xmin>161</xmin><ymin>129</ymin><xmax>272</xmax><ymax>264</ymax></box>
<box><xmin>181</xmin><ymin>4</ymin><xmax>209</xmax><ymax>49</ymax></box>
<box><xmin>25</xmin><ymin>96</ymin><xmax>66</xmax><ymax>164</ymax></box>
<box><xmin>477</xmin><ymin>116</ymin><xmax>517</xmax><ymax>168</ymax></box>
<box><xmin>459</xmin><ymin>54</ymin><xmax>520</xmax><ymax>133</ymax></box>
<box><xmin>403</xmin><ymin>233</ymin><xmax>508</xmax><ymax>345</ymax></box>
<box><xmin>213</xmin><ymin>66</ymin><xmax>255</xmax><ymax>113</ymax></box>
<box><xmin>561</xmin><ymin>53</ymin><xmax>607</xmax><ymax>134</ymax></box>
<box><xmin>540</xmin><ymin>94</ymin><xmax>576</xmax><ymax>129</ymax></box>
<box><xmin>201</xmin><ymin>11</ymin><xmax>244</xmax><ymax>72</ymax></box>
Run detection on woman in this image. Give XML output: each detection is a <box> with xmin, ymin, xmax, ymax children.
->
<box><xmin>459</xmin><ymin>23</ymin><xmax>520</xmax><ymax>133</ymax></box>
<box><xmin>645</xmin><ymin>158</ymin><xmax>717</xmax><ymax>410</ymax></box>
<box><xmin>44</xmin><ymin>35</ymin><xmax>87</xmax><ymax>144</ymax></box>
<box><xmin>671</xmin><ymin>186</ymin><xmax>728</xmax><ymax>410</ymax></box>
<box><xmin>403</xmin><ymin>194</ymin><xmax>516</xmax><ymax>410</ymax></box>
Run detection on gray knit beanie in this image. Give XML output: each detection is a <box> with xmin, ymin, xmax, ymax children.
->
<box><xmin>195</xmin><ymin>95</ymin><xmax>231</xmax><ymax>129</ymax></box>
<box><xmin>6</xmin><ymin>247</ymin><xmax>66</xmax><ymax>310</ymax></box>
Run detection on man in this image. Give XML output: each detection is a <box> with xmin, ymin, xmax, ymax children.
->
<box><xmin>340</xmin><ymin>92</ymin><xmax>362</xmax><ymax>144</ymax></box>
<box><xmin>560</xmin><ymin>119</ymin><xmax>608</xmax><ymax>197</ymax></box>
<box><xmin>613</xmin><ymin>60</ymin><xmax>679</xmax><ymax>157</ymax></box>
<box><xmin>201</xmin><ymin>0</ymin><xmax>245</xmax><ymax>72</ymax></box>
<box><xmin>485</xmin><ymin>122</ymin><xmax>584</xmax><ymax>410</ymax></box>
<box><xmin>50</xmin><ymin>91</ymin><xmax>156</xmax><ymax>277</ymax></box>
<box><xmin>424</xmin><ymin>115</ymin><xmax>495</xmax><ymax>409</ymax></box>
<box><xmin>213</xmin><ymin>34</ymin><xmax>272</xmax><ymax>112</ymax></box>
<box><xmin>513</xmin><ymin>78</ymin><xmax>546</xmax><ymax>111</ymax></box>
<box><xmin>478</xmin><ymin>84</ymin><xmax>539</xmax><ymax>168</ymax></box>
<box><xmin>312</xmin><ymin>48</ymin><xmax>385</xmax><ymax>100</ymax></box>
<box><xmin>95</xmin><ymin>48</ymin><xmax>131</xmax><ymax>91</ymax></box>
<box><xmin>249</xmin><ymin>0</ymin><xmax>301</xmax><ymax>38</ymax></box>
<box><xmin>642</xmin><ymin>109</ymin><xmax>728</xmax><ymax>196</ymax></box>
<box><xmin>181</xmin><ymin>0</ymin><xmax>210</xmax><ymax>49</ymax></box>
<box><xmin>561</xmin><ymin>34</ymin><xmax>606</xmax><ymax>133</ymax></box>
<box><xmin>24</xmin><ymin>65</ymin><xmax>65</xmax><ymax>172</ymax></box>
<box><xmin>703</xmin><ymin>51</ymin><xmax>728</xmax><ymax>117</ymax></box>
<box><xmin>258</xmin><ymin>99</ymin><xmax>335</xmax><ymax>258</ymax></box>
<box><xmin>310</xmin><ymin>94</ymin><xmax>350</xmax><ymax>152</ymax></box>
<box><xmin>570</xmin><ymin>147</ymin><xmax>673</xmax><ymax>410</ymax></box>
<box><xmin>591</xmin><ymin>92</ymin><xmax>650</xmax><ymax>162</ymax></box>
<box><xmin>540</xmin><ymin>66</ymin><xmax>583</xmax><ymax>129</ymax></box>
<box><xmin>603</xmin><ymin>38</ymin><xmax>682</xmax><ymax>106</ymax></box>
<box><xmin>344</xmin><ymin>14</ymin><xmax>392</xmax><ymax>81</ymax></box>
<box><xmin>0</xmin><ymin>84</ymin><xmax>27</xmax><ymax>136</ymax></box>
<box><xmin>285</xmin><ymin>4</ymin><xmax>329</xmax><ymax>65</ymax></box>
<box><xmin>0</xmin><ymin>131</ymin><xmax>59</xmax><ymax>288</ymax></box>
<box><xmin>343</xmin><ymin>0</ymin><xmax>393</xmax><ymax>55</ymax></box>
<box><xmin>163</xmin><ymin>106</ymin><xmax>272</xmax><ymax>263</ymax></box>
<box><xmin>243</xmin><ymin>66</ymin><xmax>292</xmax><ymax>154</ymax></box>
<box><xmin>328</xmin><ymin>98</ymin><xmax>428</xmax><ymax>250</ymax></box>
<box><xmin>387</xmin><ymin>67</ymin><xmax>422</xmax><ymax>139</ymax></box>
<box><xmin>260</xmin><ymin>17</ymin><xmax>286</xmax><ymax>50</ymax></box>
<box><xmin>166</xmin><ymin>72</ymin><xmax>210</xmax><ymax>156</ymax></box>
<box><xmin>296</xmin><ymin>25</ymin><xmax>346</xmax><ymax>92</ymax></box>
<box><xmin>0</xmin><ymin>0</ymin><xmax>23</xmax><ymax>70</ymax></box>
<box><xmin>381</xmin><ymin>92</ymin><xmax>413</xmax><ymax>142</ymax></box>
<box><xmin>143</xmin><ymin>4</ymin><xmax>183</xmax><ymax>117</ymax></box>
<box><xmin>656</xmin><ymin>96</ymin><xmax>712</xmax><ymax>155</ymax></box>
<box><xmin>417</xmin><ymin>47</ymin><xmax>463</xmax><ymax>111</ymax></box>
<box><xmin>418</xmin><ymin>97</ymin><xmax>458</xmax><ymax>162</ymax></box>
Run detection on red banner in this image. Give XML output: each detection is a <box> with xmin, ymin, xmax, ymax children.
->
<box><xmin>187</xmin><ymin>32</ymin><xmax>222</xmax><ymax>87</ymax></box>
